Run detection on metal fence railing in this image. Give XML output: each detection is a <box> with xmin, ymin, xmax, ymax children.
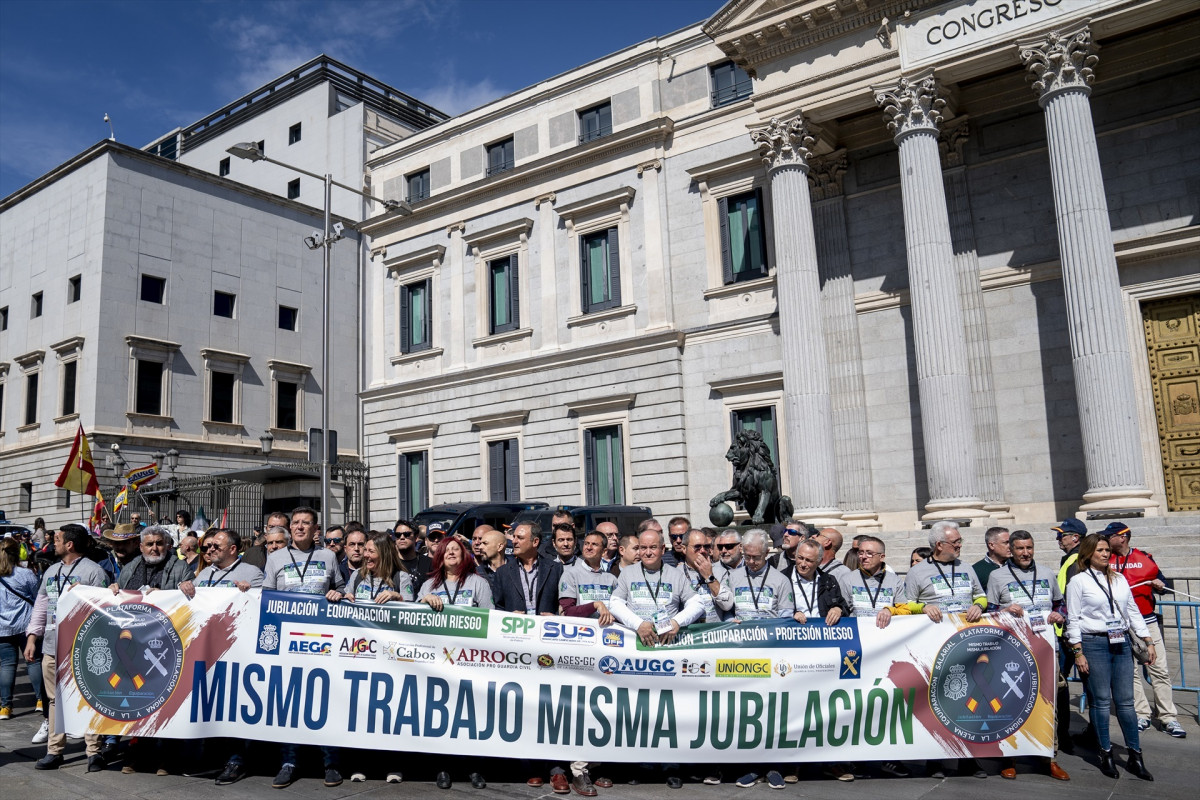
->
<box><xmin>1161</xmin><ymin>598</ymin><xmax>1200</xmax><ymax>694</ymax></box>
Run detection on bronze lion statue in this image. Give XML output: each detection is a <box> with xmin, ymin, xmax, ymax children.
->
<box><xmin>709</xmin><ymin>430</ymin><xmax>794</xmax><ymax>525</ymax></box>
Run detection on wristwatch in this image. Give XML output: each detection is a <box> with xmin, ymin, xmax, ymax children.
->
<box><xmin>705</xmin><ymin>574</ymin><xmax>718</xmax><ymax>584</ymax></box>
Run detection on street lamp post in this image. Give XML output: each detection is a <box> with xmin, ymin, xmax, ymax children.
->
<box><xmin>226</xmin><ymin>143</ymin><xmax>409</xmax><ymax>528</ymax></box>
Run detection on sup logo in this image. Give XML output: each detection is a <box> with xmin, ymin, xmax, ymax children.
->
<box><xmin>928</xmin><ymin>626</ymin><xmax>1039</xmax><ymax>744</ymax></box>
<box><xmin>71</xmin><ymin>603</ymin><xmax>183</xmax><ymax>721</ymax></box>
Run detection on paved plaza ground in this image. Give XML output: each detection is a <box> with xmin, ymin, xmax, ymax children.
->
<box><xmin>1</xmin><ymin>674</ymin><xmax>1195</xmax><ymax>800</ymax></box>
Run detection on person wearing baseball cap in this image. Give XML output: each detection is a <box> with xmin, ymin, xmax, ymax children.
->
<box><xmin>1105</xmin><ymin>522</ymin><xmax>1185</xmax><ymax>739</ymax></box>
<box><xmin>1053</xmin><ymin>518</ymin><xmax>1087</xmax><ymax>752</ymax></box>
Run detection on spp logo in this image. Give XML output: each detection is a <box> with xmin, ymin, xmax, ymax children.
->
<box><xmin>680</xmin><ymin>658</ymin><xmax>713</xmax><ymax>676</ymax></box>
<box><xmin>541</xmin><ymin>621</ymin><xmax>596</xmax><ymax>645</ymax></box>
<box><xmin>715</xmin><ymin>658</ymin><xmax>771</xmax><ymax>678</ymax></box>
<box><xmin>383</xmin><ymin>642</ymin><xmax>436</xmax><ymax>663</ymax></box>
<box><xmin>338</xmin><ymin>637</ymin><xmax>378</xmax><ymax>659</ymax></box>
<box><xmin>287</xmin><ymin>632</ymin><xmax>333</xmax><ymax>655</ymax></box>
<box><xmin>500</xmin><ymin>616</ymin><xmax>537</xmax><ymax>638</ymax></box>
<box><xmin>601</xmin><ymin>628</ymin><xmax>625</xmax><ymax>648</ymax></box>
<box><xmin>597</xmin><ymin>656</ymin><xmax>676</xmax><ymax>676</ymax></box>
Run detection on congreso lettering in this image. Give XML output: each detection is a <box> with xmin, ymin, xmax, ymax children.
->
<box><xmin>924</xmin><ymin>0</ymin><xmax>1064</xmax><ymax>46</ymax></box>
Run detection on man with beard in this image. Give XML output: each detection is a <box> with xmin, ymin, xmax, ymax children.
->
<box><xmin>712</xmin><ymin>529</ymin><xmax>743</xmax><ymax>580</ymax></box>
<box><xmin>475</xmin><ymin>529</ymin><xmax>511</xmax><ymax>594</ymax></box>
<box><xmin>109</xmin><ymin>526</ymin><xmax>189</xmax><ymax>592</ymax></box>
<box><xmin>986</xmin><ymin>530</ymin><xmax>1069</xmax><ymax>781</ymax></box>
<box><xmin>340</xmin><ymin>524</ymin><xmax>368</xmax><ymax>583</ymax></box>
<box><xmin>393</xmin><ymin>519</ymin><xmax>432</xmax><ymax>587</ymax></box>
<box><xmin>663</xmin><ymin>516</ymin><xmax>689</xmax><ymax>567</ymax></box>
<box><xmin>98</xmin><ymin>524</ymin><xmax>142</xmax><ymax>583</ymax></box>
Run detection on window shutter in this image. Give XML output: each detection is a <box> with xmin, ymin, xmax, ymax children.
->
<box><xmin>509</xmin><ymin>254</ymin><xmax>520</xmax><ymax>328</ymax></box>
<box><xmin>753</xmin><ymin>187</ymin><xmax>767</xmax><ymax>276</ymax></box>
<box><xmin>400</xmin><ymin>285</ymin><xmax>411</xmax><ymax>353</ymax></box>
<box><xmin>505</xmin><ymin>440</ymin><xmax>520</xmax><ymax>502</ymax></box>
<box><xmin>423</xmin><ymin>280</ymin><xmax>433</xmax><ymax>346</ymax></box>
<box><xmin>489</xmin><ymin>441</ymin><xmax>506</xmax><ymax>501</ymax></box>
<box><xmin>580</xmin><ymin>235</ymin><xmax>591</xmax><ymax>312</ymax></box>
<box><xmin>583</xmin><ymin>428</ymin><xmax>596</xmax><ymax>505</ymax></box>
<box><xmin>607</xmin><ymin>226</ymin><xmax>621</xmax><ymax>307</ymax></box>
<box><xmin>718</xmin><ymin>196</ymin><xmax>733</xmax><ymax>284</ymax></box>
<box><xmin>611</xmin><ymin>427</ymin><xmax>625</xmax><ymax>504</ymax></box>
<box><xmin>398</xmin><ymin>454</ymin><xmax>411</xmax><ymax>517</ymax></box>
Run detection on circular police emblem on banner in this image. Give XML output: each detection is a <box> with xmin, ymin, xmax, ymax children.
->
<box><xmin>71</xmin><ymin>603</ymin><xmax>183</xmax><ymax>720</ymax></box>
<box><xmin>928</xmin><ymin>626</ymin><xmax>1038</xmax><ymax>744</ymax></box>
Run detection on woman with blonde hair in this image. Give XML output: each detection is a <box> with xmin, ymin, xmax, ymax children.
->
<box><xmin>1066</xmin><ymin>533</ymin><xmax>1156</xmax><ymax>781</ymax></box>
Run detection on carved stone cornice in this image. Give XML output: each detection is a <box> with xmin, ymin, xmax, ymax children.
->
<box><xmin>807</xmin><ymin>150</ymin><xmax>847</xmax><ymax>201</ymax></box>
<box><xmin>1018</xmin><ymin>23</ymin><xmax>1098</xmax><ymax>105</ymax></box>
<box><xmin>874</xmin><ymin>74</ymin><xmax>945</xmax><ymax>143</ymax></box>
<box><xmin>938</xmin><ymin>116</ymin><xmax>970</xmax><ymax>170</ymax></box>
<box><xmin>750</xmin><ymin>115</ymin><xmax>815</xmax><ymax>173</ymax></box>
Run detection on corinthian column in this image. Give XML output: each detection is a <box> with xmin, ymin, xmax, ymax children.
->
<box><xmin>749</xmin><ymin>115</ymin><xmax>841</xmax><ymax>525</ymax></box>
<box><xmin>1019</xmin><ymin>25</ymin><xmax>1155</xmax><ymax>513</ymax></box>
<box><xmin>874</xmin><ymin>76</ymin><xmax>986</xmax><ymax>520</ymax></box>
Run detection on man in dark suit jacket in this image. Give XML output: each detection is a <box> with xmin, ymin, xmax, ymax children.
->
<box><xmin>494</xmin><ymin>522</ymin><xmax>563</xmax><ymax>615</ymax></box>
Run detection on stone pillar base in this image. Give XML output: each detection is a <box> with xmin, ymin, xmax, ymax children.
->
<box><xmin>921</xmin><ymin>500</ymin><xmax>989</xmax><ymax>522</ymax></box>
<box><xmin>1078</xmin><ymin>488</ymin><xmax>1160</xmax><ymax>516</ymax></box>
<box><xmin>983</xmin><ymin>504</ymin><xmax>1015</xmax><ymax>524</ymax></box>
<box><xmin>791</xmin><ymin>509</ymin><xmax>844</xmax><ymax>528</ymax></box>
<box><xmin>840</xmin><ymin>511</ymin><xmax>882</xmax><ymax>532</ymax></box>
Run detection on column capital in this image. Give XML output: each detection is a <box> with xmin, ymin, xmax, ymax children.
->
<box><xmin>1019</xmin><ymin>23</ymin><xmax>1098</xmax><ymax>105</ymax></box>
<box><xmin>807</xmin><ymin>150</ymin><xmax>847</xmax><ymax>202</ymax></box>
<box><xmin>875</xmin><ymin>74</ymin><xmax>946</xmax><ymax>143</ymax></box>
<box><xmin>750</xmin><ymin>114</ymin><xmax>815</xmax><ymax>173</ymax></box>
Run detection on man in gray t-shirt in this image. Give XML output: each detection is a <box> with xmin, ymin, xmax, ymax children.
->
<box><xmin>723</xmin><ymin>529</ymin><xmax>793</xmax><ymax>620</ymax></box>
<box><xmin>678</xmin><ymin>530</ymin><xmax>733</xmax><ymax>623</ymax></box>
<box><xmin>610</xmin><ymin>531</ymin><xmax>704</xmax><ymax>646</ymax></box>
<box><xmin>836</xmin><ymin>536</ymin><xmax>907</xmax><ymax>627</ymax></box>
<box><xmin>180</xmin><ymin>529</ymin><xmax>264</xmax><ymax>596</ymax></box>
<box><xmin>986</xmin><ymin>530</ymin><xmax>1063</xmax><ymax>630</ymax></box>
<box><xmin>904</xmin><ymin>521</ymin><xmax>985</xmax><ymax>623</ymax></box>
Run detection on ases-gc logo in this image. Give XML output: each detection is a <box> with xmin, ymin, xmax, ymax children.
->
<box><xmin>928</xmin><ymin>626</ymin><xmax>1039</xmax><ymax>744</ymax></box>
<box><xmin>71</xmin><ymin>603</ymin><xmax>183</xmax><ymax>721</ymax></box>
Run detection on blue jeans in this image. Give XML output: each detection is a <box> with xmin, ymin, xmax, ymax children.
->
<box><xmin>0</xmin><ymin>636</ymin><xmax>18</xmax><ymax>707</ymax></box>
<box><xmin>281</xmin><ymin>743</ymin><xmax>339</xmax><ymax>769</ymax></box>
<box><xmin>1080</xmin><ymin>634</ymin><xmax>1141</xmax><ymax>752</ymax></box>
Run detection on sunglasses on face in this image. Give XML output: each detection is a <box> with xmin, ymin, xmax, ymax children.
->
<box><xmin>783</xmin><ymin>529</ymin><xmax>803</xmax><ymax>536</ymax></box>
<box><xmin>716</xmin><ymin>543</ymin><xmax>738</xmax><ymax>551</ymax></box>
<box><xmin>669</xmin><ymin>533</ymin><xmax>685</xmax><ymax>540</ymax></box>
<box><xmin>427</xmin><ymin>534</ymin><xmax>445</xmax><ymax>543</ymax></box>
<box><xmin>203</xmin><ymin>543</ymin><xmax>222</xmax><ymax>551</ymax></box>
<box><xmin>395</xmin><ymin>531</ymin><xmax>416</xmax><ymax>538</ymax></box>
<box><xmin>325</xmin><ymin>538</ymin><xmax>343</xmax><ymax>545</ymax></box>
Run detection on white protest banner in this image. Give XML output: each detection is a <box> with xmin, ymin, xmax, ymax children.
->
<box><xmin>55</xmin><ymin>587</ymin><xmax>1055</xmax><ymax>762</ymax></box>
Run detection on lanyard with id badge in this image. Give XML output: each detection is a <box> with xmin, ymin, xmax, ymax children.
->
<box><xmin>521</xmin><ymin>564</ymin><xmax>539</xmax><ymax>614</ymax></box>
<box><xmin>1008</xmin><ymin>563</ymin><xmax>1050</xmax><ymax>631</ymax></box>
<box><xmin>1088</xmin><ymin>569</ymin><xmax>1126</xmax><ymax>644</ymax></box>
<box><xmin>931</xmin><ymin>560</ymin><xmax>970</xmax><ymax>612</ymax></box>
<box><xmin>641</xmin><ymin>566</ymin><xmax>674</xmax><ymax>634</ymax></box>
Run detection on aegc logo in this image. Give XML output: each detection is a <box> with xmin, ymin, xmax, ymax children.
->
<box><xmin>541</xmin><ymin>621</ymin><xmax>596</xmax><ymax>645</ymax></box>
<box><xmin>597</xmin><ymin>656</ymin><xmax>676</xmax><ymax>676</ymax></box>
<box><xmin>287</xmin><ymin>632</ymin><xmax>333</xmax><ymax>655</ymax></box>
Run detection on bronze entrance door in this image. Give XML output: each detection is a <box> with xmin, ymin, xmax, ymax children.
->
<box><xmin>1143</xmin><ymin>293</ymin><xmax>1200</xmax><ymax>511</ymax></box>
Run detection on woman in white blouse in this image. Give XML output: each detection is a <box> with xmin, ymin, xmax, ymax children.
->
<box><xmin>1066</xmin><ymin>533</ymin><xmax>1156</xmax><ymax>781</ymax></box>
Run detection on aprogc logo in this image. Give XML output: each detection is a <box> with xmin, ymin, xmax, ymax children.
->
<box><xmin>338</xmin><ymin>637</ymin><xmax>378</xmax><ymax>659</ymax></box>
<box><xmin>541</xmin><ymin>621</ymin><xmax>596</xmax><ymax>644</ymax></box>
<box><xmin>443</xmin><ymin>647</ymin><xmax>533</xmax><ymax>669</ymax></box>
<box><xmin>287</xmin><ymin>632</ymin><xmax>332</xmax><ymax>655</ymax></box>
<box><xmin>715</xmin><ymin>658</ymin><xmax>771</xmax><ymax>678</ymax></box>
<box><xmin>597</xmin><ymin>656</ymin><xmax>676</xmax><ymax>676</ymax></box>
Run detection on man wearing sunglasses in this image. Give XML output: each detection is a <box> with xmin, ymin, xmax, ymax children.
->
<box><xmin>771</xmin><ymin>521</ymin><xmax>807</xmax><ymax>570</ymax></box>
<box><xmin>323</xmin><ymin>524</ymin><xmax>346</xmax><ymax>580</ymax></box>
<box><xmin>680</xmin><ymin>529</ymin><xmax>733</xmax><ymax>622</ymax></box>
<box><xmin>663</xmin><ymin>517</ymin><xmax>690</xmax><ymax>567</ymax></box>
<box><xmin>712</xmin><ymin>530</ymin><xmax>743</xmax><ymax>580</ymax></box>
<box><xmin>394</xmin><ymin>519</ymin><xmax>432</xmax><ymax>585</ymax></box>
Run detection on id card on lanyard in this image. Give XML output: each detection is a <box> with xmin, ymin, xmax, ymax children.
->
<box><xmin>1088</xmin><ymin>569</ymin><xmax>1125</xmax><ymax>643</ymax></box>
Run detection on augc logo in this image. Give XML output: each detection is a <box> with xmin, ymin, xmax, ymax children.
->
<box><xmin>597</xmin><ymin>656</ymin><xmax>676</xmax><ymax>676</ymax></box>
<box><xmin>715</xmin><ymin>658</ymin><xmax>771</xmax><ymax>678</ymax></box>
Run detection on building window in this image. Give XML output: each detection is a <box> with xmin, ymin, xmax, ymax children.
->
<box><xmin>584</xmin><ymin>425</ymin><xmax>625</xmax><ymax>505</ymax></box>
<box><xmin>276</xmin><ymin>380</ymin><xmax>299</xmax><ymax>430</ymax></box>
<box><xmin>19</xmin><ymin>482</ymin><xmax>32</xmax><ymax>514</ymax></box>
<box><xmin>486</xmin><ymin>137</ymin><xmax>514</xmax><ymax>176</ymax></box>
<box><xmin>710</xmin><ymin>61</ymin><xmax>752</xmax><ymax>107</ymax></box>
<box><xmin>488</xmin><ymin>254</ymin><xmax>519</xmax><ymax>334</ymax></box>
<box><xmin>141</xmin><ymin>275</ymin><xmax>166</xmax><ymax>304</ymax></box>
<box><xmin>213</xmin><ymin>291</ymin><xmax>236</xmax><ymax>318</ymax></box>
<box><xmin>287</xmin><ymin>178</ymin><xmax>300</xmax><ymax>200</ymax></box>
<box><xmin>398</xmin><ymin>451</ymin><xmax>428</xmax><ymax>518</ymax></box>
<box><xmin>209</xmin><ymin>370</ymin><xmax>236</xmax><ymax>423</ymax></box>
<box><xmin>0</xmin><ymin>382</ymin><xmax>5</xmax><ymax>431</ymax></box>
<box><xmin>580</xmin><ymin>227</ymin><xmax>621</xmax><ymax>313</ymax></box>
<box><xmin>400</xmin><ymin>279</ymin><xmax>432</xmax><ymax>353</ymax></box>
<box><xmin>24</xmin><ymin>372</ymin><xmax>38</xmax><ymax>426</ymax></box>
<box><xmin>31</xmin><ymin>292</ymin><xmax>43</xmax><ymax>319</ymax></box>
<box><xmin>61</xmin><ymin>360</ymin><xmax>77</xmax><ymax>417</ymax></box>
<box><xmin>289</xmin><ymin>122</ymin><xmax>302</xmax><ymax>145</ymax></box>
<box><xmin>578</xmin><ymin>102</ymin><xmax>612</xmax><ymax>144</ymax></box>
<box><xmin>219</xmin><ymin>157</ymin><xmax>230</xmax><ymax>177</ymax></box>
<box><xmin>68</xmin><ymin>275</ymin><xmax>82</xmax><ymax>304</ymax></box>
<box><xmin>58</xmin><ymin>488</ymin><xmax>71</xmax><ymax>510</ymax></box>
<box><xmin>732</xmin><ymin>406</ymin><xmax>779</xmax><ymax>472</ymax></box>
<box><xmin>487</xmin><ymin>438</ymin><xmax>520</xmax><ymax>501</ymax></box>
<box><xmin>720</xmin><ymin>188</ymin><xmax>768</xmax><ymax>283</ymax></box>
<box><xmin>135</xmin><ymin>359</ymin><xmax>164</xmax><ymax>415</ymax></box>
<box><xmin>407</xmin><ymin>169</ymin><xmax>430</xmax><ymax>202</ymax></box>
<box><xmin>278</xmin><ymin>305</ymin><xmax>298</xmax><ymax>331</ymax></box>
<box><xmin>1</xmin><ymin>306</ymin><xmax>8</xmax><ymax>330</ymax></box>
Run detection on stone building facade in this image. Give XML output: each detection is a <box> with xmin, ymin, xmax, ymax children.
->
<box><xmin>362</xmin><ymin>0</ymin><xmax>1199</xmax><ymax>529</ymax></box>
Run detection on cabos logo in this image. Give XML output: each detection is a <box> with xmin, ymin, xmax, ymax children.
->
<box><xmin>383</xmin><ymin>642</ymin><xmax>437</xmax><ymax>663</ymax></box>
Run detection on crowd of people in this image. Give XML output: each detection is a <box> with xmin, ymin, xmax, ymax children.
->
<box><xmin>0</xmin><ymin>507</ymin><xmax>1186</xmax><ymax>792</ymax></box>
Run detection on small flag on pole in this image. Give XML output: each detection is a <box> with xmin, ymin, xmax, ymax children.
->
<box><xmin>90</xmin><ymin>490</ymin><xmax>108</xmax><ymax>530</ymax></box>
<box><xmin>124</xmin><ymin>463</ymin><xmax>159</xmax><ymax>490</ymax></box>
<box><xmin>113</xmin><ymin>486</ymin><xmax>129</xmax><ymax>516</ymax></box>
<box><xmin>54</xmin><ymin>424</ymin><xmax>100</xmax><ymax>496</ymax></box>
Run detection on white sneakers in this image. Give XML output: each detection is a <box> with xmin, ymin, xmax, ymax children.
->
<box><xmin>32</xmin><ymin>719</ymin><xmax>49</xmax><ymax>744</ymax></box>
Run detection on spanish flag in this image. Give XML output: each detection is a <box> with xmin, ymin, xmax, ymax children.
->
<box><xmin>90</xmin><ymin>490</ymin><xmax>108</xmax><ymax>530</ymax></box>
<box><xmin>54</xmin><ymin>424</ymin><xmax>99</xmax><ymax>496</ymax></box>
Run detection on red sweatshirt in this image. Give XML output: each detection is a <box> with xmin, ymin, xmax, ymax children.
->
<box><xmin>1109</xmin><ymin>548</ymin><xmax>1162</xmax><ymax>618</ymax></box>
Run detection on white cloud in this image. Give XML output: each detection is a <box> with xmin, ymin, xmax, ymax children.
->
<box><xmin>415</xmin><ymin>77</ymin><xmax>507</xmax><ymax>116</ymax></box>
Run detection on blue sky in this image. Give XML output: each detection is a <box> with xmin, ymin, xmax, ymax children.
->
<box><xmin>0</xmin><ymin>0</ymin><xmax>723</xmax><ymax>197</ymax></box>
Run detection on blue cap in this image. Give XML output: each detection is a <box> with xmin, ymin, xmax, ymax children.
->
<box><xmin>1102</xmin><ymin>521</ymin><xmax>1131</xmax><ymax>538</ymax></box>
<box><xmin>1051</xmin><ymin>518</ymin><xmax>1087</xmax><ymax>538</ymax></box>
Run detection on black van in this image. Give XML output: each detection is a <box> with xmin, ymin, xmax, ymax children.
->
<box><xmin>411</xmin><ymin>501</ymin><xmax>548</xmax><ymax>538</ymax></box>
<box><xmin>510</xmin><ymin>504</ymin><xmax>653</xmax><ymax>539</ymax></box>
